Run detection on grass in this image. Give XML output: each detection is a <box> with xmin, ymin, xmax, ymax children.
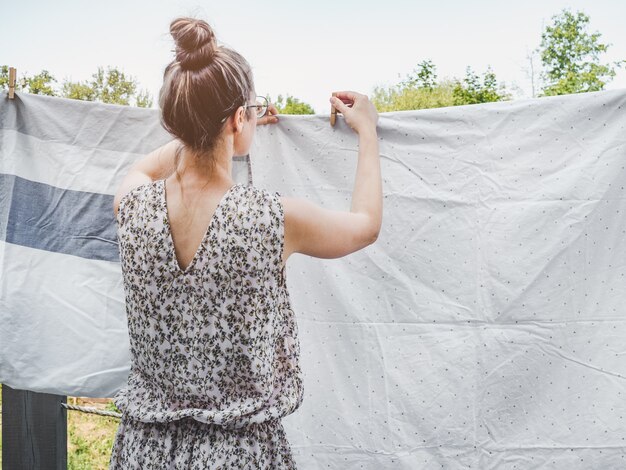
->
<box><xmin>67</xmin><ymin>398</ymin><xmax>121</xmax><ymax>470</ymax></box>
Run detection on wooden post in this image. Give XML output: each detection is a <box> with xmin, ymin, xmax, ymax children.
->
<box><xmin>2</xmin><ymin>384</ymin><xmax>67</xmax><ymax>470</ymax></box>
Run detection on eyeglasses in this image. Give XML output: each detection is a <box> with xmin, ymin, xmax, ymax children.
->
<box><xmin>245</xmin><ymin>95</ymin><xmax>269</xmax><ymax>119</ymax></box>
<box><xmin>220</xmin><ymin>95</ymin><xmax>269</xmax><ymax>123</ymax></box>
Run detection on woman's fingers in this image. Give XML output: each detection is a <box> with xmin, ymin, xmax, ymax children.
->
<box><xmin>257</xmin><ymin>103</ymin><xmax>280</xmax><ymax>125</ymax></box>
<box><xmin>258</xmin><ymin>115</ymin><xmax>279</xmax><ymax>125</ymax></box>
<box><xmin>329</xmin><ymin>90</ymin><xmax>377</xmax><ymax>134</ymax></box>
<box><xmin>330</xmin><ymin>96</ymin><xmax>349</xmax><ymax>114</ymax></box>
<box><xmin>333</xmin><ymin>90</ymin><xmax>358</xmax><ymax>99</ymax></box>
<box><xmin>331</xmin><ymin>90</ymin><xmax>361</xmax><ymax>114</ymax></box>
<box><xmin>333</xmin><ymin>91</ymin><xmax>359</xmax><ymax>105</ymax></box>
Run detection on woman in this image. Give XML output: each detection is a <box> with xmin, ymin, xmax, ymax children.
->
<box><xmin>109</xmin><ymin>16</ymin><xmax>381</xmax><ymax>470</ymax></box>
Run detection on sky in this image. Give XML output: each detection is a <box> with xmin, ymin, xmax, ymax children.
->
<box><xmin>4</xmin><ymin>0</ymin><xmax>626</xmax><ymax>114</ymax></box>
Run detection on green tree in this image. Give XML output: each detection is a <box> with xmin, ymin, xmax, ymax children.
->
<box><xmin>135</xmin><ymin>88</ymin><xmax>153</xmax><ymax>108</ymax></box>
<box><xmin>0</xmin><ymin>65</ymin><xmax>33</xmax><ymax>94</ymax></box>
<box><xmin>61</xmin><ymin>66</ymin><xmax>153</xmax><ymax>107</ymax></box>
<box><xmin>1</xmin><ymin>64</ymin><xmax>153</xmax><ymax>107</ymax></box>
<box><xmin>268</xmin><ymin>93</ymin><xmax>315</xmax><ymax>114</ymax></box>
<box><xmin>61</xmin><ymin>81</ymin><xmax>99</xmax><ymax>101</ymax></box>
<box><xmin>371</xmin><ymin>79</ymin><xmax>457</xmax><ymax>112</ymax></box>
<box><xmin>399</xmin><ymin>59</ymin><xmax>438</xmax><ymax>90</ymax></box>
<box><xmin>90</xmin><ymin>66</ymin><xmax>134</xmax><ymax>105</ymax></box>
<box><xmin>536</xmin><ymin>8</ymin><xmax>625</xmax><ymax>96</ymax></box>
<box><xmin>371</xmin><ymin>60</ymin><xmax>510</xmax><ymax>111</ymax></box>
<box><xmin>23</xmin><ymin>70</ymin><xmax>57</xmax><ymax>95</ymax></box>
<box><xmin>372</xmin><ymin>60</ymin><xmax>455</xmax><ymax>111</ymax></box>
<box><xmin>0</xmin><ymin>65</ymin><xmax>9</xmax><ymax>89</ymax></box>
<box><xmin>452</xmin><ymin>66</ymin><xmax>511</xmax><ymax>105</ymax></box>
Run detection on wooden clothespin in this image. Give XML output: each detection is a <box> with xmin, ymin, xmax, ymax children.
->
<box><xmin>330</xmin><ymin>91</ymin><xmax>338</xmax><ymax>126</ymax></box>
<box><xmin>8</xmin><ymin>67</ymin><xmax>16</xmax><ymax>99</ymax></box>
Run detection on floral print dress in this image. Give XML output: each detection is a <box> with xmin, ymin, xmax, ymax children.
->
<box><xmin>109</xmin><ymin>179</ymin><xmax>304</xmax><ymax>469</ymax></box>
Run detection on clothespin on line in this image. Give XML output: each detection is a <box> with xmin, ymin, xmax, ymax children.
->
<box><xmin>8</xmin><ymin>67</ymin><xmax>16</xmax><ymax>99</ymax></box>
<box><xmin>330</xmin><ymin>91</ymin><xmax>337</xmax><ymax>126</ymax></box>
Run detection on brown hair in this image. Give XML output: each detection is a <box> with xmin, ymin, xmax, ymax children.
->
<box><xmin>159</xmin><ymin>16</ymin><xmax>255</xmax><ymax>178</ymax></box>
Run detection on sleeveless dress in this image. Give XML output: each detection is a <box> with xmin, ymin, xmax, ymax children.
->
<box><xmin>109</xmin><ymin>179</ymin><xmax>304</xmax><ymax>469</ymax></box>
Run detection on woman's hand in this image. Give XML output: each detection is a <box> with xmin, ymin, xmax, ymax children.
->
<box><xmin>330</xmin><ymin>91</ymin><xmax>378</xmax><ymax>135</ymax></box>
<box><xmin>257</xmin><ymin>103</ymin><xmax>279</xmax><ymax>125</ymax></box>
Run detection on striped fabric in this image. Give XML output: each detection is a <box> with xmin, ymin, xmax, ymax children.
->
<box><xmin>0</xmin><ymin>91</ymin><xmax>251</xmax><ymax>396</ymax></box>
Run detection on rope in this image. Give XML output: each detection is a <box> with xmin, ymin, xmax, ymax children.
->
<box><xmin>61</xmin><ymin>402</ymin><xmax>122</xmax><ymax>419</ymax></box>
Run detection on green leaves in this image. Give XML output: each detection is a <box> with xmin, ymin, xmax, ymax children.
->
<box><xmin>0</xmin><ymin>66</ymin><xmax>57</xmax><ymax>96</ymax></box>
<box><xmin>23</xmin><ymin>70</ymin><xmax>57</xmax><ymax>96</ymax></box>
<box><xmin>370</xmin><ymin>7</ymin><xmax>624</xmax><ymax>110</ymax></box>
<box><xmin>537</xmin><ymin>8</ymin><xmax>624</xmax><ymax>96</ymax></box>
<box><xmin>267</xmin><ymin>93</ymin><xmax>315</xmax><ymax>115</ymax></box>
<box><xmin>399</xmin><ymin>59</ymin><xmax>438</xmax><ymax>91</ymax></box>
<box><xmin>0</xmin><ymin>65</ymin><xmax>154</xmax><ymax>107</ymax></box>
<box><xmin>452</xmin><ymin>66</ymin><xmax>510</xmax><ymax>105</ymax></box>
<box><xmin>371</xmin><ymin>61</ymin><xmax>510</xmax><ymax>111</ymax></box>
<box><xmin>89</xmin><ymin>66</ymin><xmax>137</xmax><ymax>105</ymax></box>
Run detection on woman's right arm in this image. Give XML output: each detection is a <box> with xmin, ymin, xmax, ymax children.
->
<box><xmin>281</xmin><ymin>91</ymin><xmax>382</xmax><ymax>262</ymax></box>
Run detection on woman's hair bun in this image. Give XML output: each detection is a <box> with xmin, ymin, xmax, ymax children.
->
<box><xmin>170</xmin><ymin>17</ymin><xmax>218</xmax><ymax>71</ymax></box>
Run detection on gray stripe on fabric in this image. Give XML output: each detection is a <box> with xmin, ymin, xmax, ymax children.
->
<box><xmin>1</xmin><ymin>173</ymin><xmax>121</xmax><ymax>262</ymax></box>
<box><xmin>1</xmin><ymin>156</ymin><xmax>251</xmax><ymax>263</ymax></box>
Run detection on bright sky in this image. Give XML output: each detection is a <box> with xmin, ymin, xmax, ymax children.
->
<box><xmin>5</xmin><ymin>0</ymin><xmax>625</xmax><ymax>114</ymax></box>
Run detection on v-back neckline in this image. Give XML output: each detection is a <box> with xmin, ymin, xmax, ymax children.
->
<box><xmin>159</xmin><ymin>179</ymin><xmax>240</xmax><ymax>275</ymax></box>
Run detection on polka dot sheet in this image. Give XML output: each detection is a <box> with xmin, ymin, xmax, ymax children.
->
<box><xmin>249</xmin><ymin>88</ymin><xmax>626</xmax><ymax>469</ymax></box>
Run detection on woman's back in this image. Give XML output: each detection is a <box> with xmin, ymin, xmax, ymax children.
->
<box><xmin>113</xmin><ymin>178</ymin><xmax>303</xmax><ymax>429</ymax></box>
<box><xmin>110</xmin><ymin>15</ymin><xmax>380</xmax><ymax>469</ymax></box>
